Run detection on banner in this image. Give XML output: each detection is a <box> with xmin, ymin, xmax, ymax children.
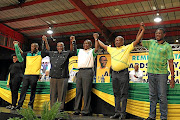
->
<box><xmin>68</xmin><ymin>56</ymin><xmax>78</xmax><ymax>82</ymax></box>
<box><xmin>96</xmin><ymin>51</ymin><xmax>180</xmax><ymax>83</ymax></box>
<box><xmin>96</xmin><ymin>54</ymin><xmax>111</xmax><ymax>83</ymax></box>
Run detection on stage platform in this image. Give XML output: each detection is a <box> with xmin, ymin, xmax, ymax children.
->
<box><xmin>0</xmin><ymin>107</ymin><xmax>141</xmax><ymax>120</ymax></box>
<box><xmin>0</xmin><ymin>81</ymin><xmax>180</xmax><ymax>120</ymax></box>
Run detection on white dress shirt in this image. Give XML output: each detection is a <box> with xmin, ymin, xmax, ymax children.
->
<box><xmin>129</xmin><ymin>70</ymin><xmax>143</xmax><ymax>83</ymax></box>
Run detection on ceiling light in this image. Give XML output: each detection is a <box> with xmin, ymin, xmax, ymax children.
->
<box><xmin>154</xmin><ymin>13</ymin><xmax>162</xmax><ymax>23</ymax></box>
<box><xmin>115</xmin><ymin>8</ymin><xmax>119</xmax><ymax>12</ymax></box>
<box><xmin>47</xmin><ymin>27</ymin><xmax>53</xmax><ymax>34</ymax></box>
<box><xmin>176</xmin><ymin>40</ymin><xmax>179</xmax><ymax>43</ymax></box>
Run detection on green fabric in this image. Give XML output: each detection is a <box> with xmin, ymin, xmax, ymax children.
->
<box><xmin>77</xmin><ymin>49</ymin><xmax>79</xmax><ymax>55</ymax></box>
<box><xmin>14</xmin><ymin>44</ymin><xmax>24</xmax><ymax>62</ymax></box>
<box><xmin>27</xmin><ymin>51</ymin><xmax>41</xmax><ymax>56</ymax></box>
<box><xmin>77</xmin><ymin>48</ymin><xmax>97</xmax><ymax>57</ymax></box>
<box><xmin>1</xmin><ymin>81</ymin><xmax>180</xmax><ymax>104</ymax></box>
<box><xmin>142</xmin><ymin>40</ymin><xmax>174</xmax><ymax>74</ymax></box>
<box><xmin>92</xmin><ymin>48</ymin><xmax>97</xmax><ymax>57</ymax></box>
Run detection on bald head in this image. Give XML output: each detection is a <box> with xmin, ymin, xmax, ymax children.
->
<box><xmin>134</xmin><ymin>64</ymin><xmax>139</xmax><ymax>71</ymax></box>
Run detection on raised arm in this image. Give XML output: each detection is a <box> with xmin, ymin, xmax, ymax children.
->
<box><xmin>169</xmin><ymin>59</ymin><xmax>175</xmax><ymax>88</ymax></box>
<box><xmin>13</xmin><ymin>41</ymin><xmax>24</xmax><ymax>62</ymax></box>
<box><xmin>133</xmin><ymin>22</ymin><xmax>145</xmax><ymax>47</ymax></box>
<box><xmin>70</xmin><ymin>36</ymin><xmax>76</xmax><ymax>51</ymax></box>
<box><xmin>18</xmin><ymin>46</ymin><xmax>23</xmax><ymax>54</ymax></box>
<box><xmin>42</xmin><ymin>35</ymin><xmax>50</xmax><ymax>51</ymax></box>
<box><xmin>93</xmin><ymin>33</ymin><xmax>100</xmax><ymax>53</ymax></box>
<box><xmin>97</xmin><ymin>39</ymin><xmax>108</xmax><ymax>51</ymax></box>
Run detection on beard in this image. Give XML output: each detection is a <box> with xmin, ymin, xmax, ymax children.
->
<box><xmin>58</xmin><ymin>50</ymin><xmax>63</xmax><ymax>53</ymax></box>
<box><xmin>156</xmin><ymin>38</ymin><xmax>163</xmax><ymax>41</ymax></box>
<box><xmin>32</xmin><ymin>49</ymin><xmax>37</xmax><ymax>53</ymax></box>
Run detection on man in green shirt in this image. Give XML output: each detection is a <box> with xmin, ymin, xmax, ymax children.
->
<box><xmin>142</xmin><ymin>28</ymin><xmax>175</xmax><ymax>120</ymax></box>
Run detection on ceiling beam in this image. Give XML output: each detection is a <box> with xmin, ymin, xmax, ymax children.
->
<box><xmin>18</xmin><ymin>20</ymin><xmax>88</xmax><ymax>32</ymax></box>
<box><xmin>28</xmin><ymin>19</ymin><xmax>180</xmax><ymax>39</ymax></box>
<box><xmin>101</xmin><ymin>7</ymin><xmax>180</xmax><ymax>21</ymax></box>
<box><xmin>109</xmin><ymin>19</ymin><xmax>180</xmax><ymax>30</ymax></box>
<box><xmin>0</xmin><ymin>0</ymin><xmax>53</xmax><ymax>11</ymax></box>
<box><xmin>69</xmin><ymin>0</ymin><xmax>113</xmax><ymax>41</ymax></box>
<box><xmin>89</xmin><ymin>0</ymin><xmax>148</xmax><ymax>9</ymax></box>
<box><xmin>2</xmin><ymin>0</ymin><xmax>147</xmax><ymax>23</ymax></box>
<box><xmin>3</xmin><ymin>9</ymin><xmax>77</xmax><ymax>23</ymax></box>
<box><xmin>29</xmin><ymin>29</ymin><xmax>97</xmax><ymax>39</ymax></box>
<box><xmin>18</xmin><ymin>7</ymin><xmax>180</xmax><ymax>32</ymax></box>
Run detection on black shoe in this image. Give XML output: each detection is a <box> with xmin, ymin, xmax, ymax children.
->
<box><xmin>119</xmin><ymin>114</ymin><xmax>126</xmax><ymax>120</ymax></box>
<box><xmin>15</xmin><ymin>105</ymin><xmax>22</xmax><ymax>110</ymax></box>
<box><xmin>73</xmin><ymin>111</ymin><xmax>80</xmax><ymax>115</ymax></box>
<box><xmin>6</xmin><ymin>105</ymin><xmax>12</xmax><ymax>109</ymax></box>
<box><xmin>11</xmin><ymin>106</ymin><xmax>16</xmax><ymax>110</ymax></box>
<box><xmin>60</xmin><ymin>109</ymin><xmax>64</xmax><ymax>112</ymax></box>
<box><xmin>146</xmin><ymin>117</ymin><xmax>155</xmax><ymax>120</ymax></box>
<box><xmin>110</xmin><ymin>114</ymin><xmax>120</xmax><ymax>119</ymax></box>
<box><xmin>81</xmin><ymin>113</ymin><xmax>91</xmax><ymax>116</ymax></box>
<box><xmin>58</xmin><ymin>117</ymin><xmax>67</xmax><ymax>120</ymax></box>
<box><xmin>161</xmin><ymin>119</ymin><xmax>167</xmax><ymax>120</ymax></box>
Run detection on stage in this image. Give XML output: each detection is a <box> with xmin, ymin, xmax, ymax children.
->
<box><xmin>0</xmin><ymin>81</ymin><xmax>180</xmax><ymax>120</ymax></box>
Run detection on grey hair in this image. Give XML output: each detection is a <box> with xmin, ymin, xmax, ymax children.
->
<box><xmin>57</xmin><ymin>42</ymin><xmax>65</xmax><ymax>50</ymax></box>
<box><xmin>115</xmin><ymin>36</ymin><xmax>124</xmax><ymax>41</ymax></box>
<box><xmin>85</xmin><ymin>39</ymin><xmax>92</xmax><ymax>47</ymax></box>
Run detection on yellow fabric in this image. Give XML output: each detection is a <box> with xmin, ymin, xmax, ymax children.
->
<box><xmin>107</xmin><ymin>42</ymin><xmax>134</xmax><ymax>71</ymax></box>
<box><xmin>7</xmin><ymin>73</ymin><xmax>10</xmax><ymax>86</ymax></box>
<box><xmin>65</xmin><ymin>88</ymin><xmax>76</xmax><ymax>103</ymax></box>
<box><xmin>92</xmin><ymin>88</ymin><xmax>115</xmax><ymax>106</ymax></box>
<box><xmin>24</xmin><ymin>55</ymin><xmax>42</xmax><ymax>75</ymax></box>
<box><xmin>96</xmin><ymin>67</ymin><xmax>110</xmax><ymax>83</ymax></box>
<box><xmin>126</xmin><ymin>99</ymin><xmax>180</xmax><ymax>120</ymax></box>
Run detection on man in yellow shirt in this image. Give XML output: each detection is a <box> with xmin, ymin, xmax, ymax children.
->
<box><xmin>98</xmin><ymin>22</ymin><xmax>145</xmax><ymax>119</ymax></box>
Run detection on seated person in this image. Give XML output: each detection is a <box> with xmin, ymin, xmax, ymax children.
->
<box><xmin>40</xmin><ymin>70</ymin><xmax>51</xmax><ymax>82</ymax></box>
<box><xmin>129</xmin><ymin>64</ymin><xmax>143</xmax><ymax>83</ymax></box>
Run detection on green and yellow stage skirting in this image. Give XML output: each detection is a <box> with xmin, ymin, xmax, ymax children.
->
<box><xmin>0</xmin><ymin>81</ymin><xmax>179</xmax><ymax>120</ymax></box>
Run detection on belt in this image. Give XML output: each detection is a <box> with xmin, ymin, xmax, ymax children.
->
<box><xmin>113</xmin><ymin>68</ymin><xmax>128</xmax><ymax>73</ymax></box>
<box><xmin>79</xmin><ymin>68</ymin><xmax>92</xmax><ymax>70</ymax></box>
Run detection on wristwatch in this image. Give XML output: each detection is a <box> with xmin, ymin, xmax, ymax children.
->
<box><xmin>171</xmin><ymin>75</ymin><xmax>175</xmax><ymax>78</ymax></box>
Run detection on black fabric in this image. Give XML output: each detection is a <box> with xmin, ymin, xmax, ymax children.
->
<box><xmin>43</xmin><ymin>50</ymin><xmax>76</xmax><ymax>79</ymax></box>
<box><xmin>17</xmin><ymin>75</ymin><xmax>39</xmax><ymax>108</ymax></box>
<box><xmin>112</xmin><ymin>68</ymin><xmax>129</xmax><ymax>115</ymax></box>
<box><xmin>9</xmin><ymin>61</ymin><xmax>24</xmax><ymax>106</ymax></box>
<box><xmin>10</xmin><ymin>80</ymin><xmax>21</xmax><ymax>106</ymax></box>
<box><xmin>9</xmin><ymin>62</ymin><xmax>24</xmax><ymax>84</ymax></box>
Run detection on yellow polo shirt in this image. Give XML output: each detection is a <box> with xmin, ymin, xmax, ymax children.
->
<box><xmin>107</xmin><ymin>43</ymin><xmax>134</xmax><ymax>71</ymax></box>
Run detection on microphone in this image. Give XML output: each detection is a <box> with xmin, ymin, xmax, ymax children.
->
<box><xmin>72</xmin><ymin>40</ymin><xmax>76</xmax><ymax>44</ymax></box>
<box><xmin>50</xmin><ymin>34</ymin><xmax>56</xmax><ymax>42</ymax></box>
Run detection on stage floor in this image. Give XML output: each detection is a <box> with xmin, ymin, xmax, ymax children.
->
<box><xmin>0</xmin><ymin>107</ymin><xmax>141</xmax><ymax>120</ymax></box>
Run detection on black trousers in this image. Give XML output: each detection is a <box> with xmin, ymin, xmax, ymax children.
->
<box><xmin>18</xmin><ymin>75</ymin><xmax>39</xmax><ymax>108</ymax></box>
<box><xmin>112</xmin><ymin>68</ymin><xmax>129</xmax><ymax>115</ymax></box>
<box><xmin>74</xmin><ymin>69</ymin><xmax>93</xmax><ymax>114</ymax></box>
<box><xmin>9</xmin><ymin>77</ymin><xmax>22</xmax><ymax>106</ymax></box>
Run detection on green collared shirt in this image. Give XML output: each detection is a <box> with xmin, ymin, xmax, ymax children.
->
<box><xmin>142</xmin><ymin>39</ymin><xmax>174</xmax><ymax>74</ymax></box>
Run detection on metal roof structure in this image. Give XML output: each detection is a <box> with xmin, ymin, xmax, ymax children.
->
<box><xmin>0</xmin><ymin>0</ymin><xmax>179</xmax><ymax>46</ymax></box>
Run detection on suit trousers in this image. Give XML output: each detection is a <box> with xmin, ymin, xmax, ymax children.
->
<box><xmin>74</xmin><ymin>68</ymin><xmax>93</xmax><ymax>114</ymax></box>
<box><xmin>112</xmin><ymin>68</ymin><xmax>129</xmax><ymax>115</ymax></box>
<box><xmin>10</xmin><ymin>77</ymin><xmax>22</xmax><ymax>106</ymax></box>
<box><xmin>18</xmin><ymin>75</ymin><xmax>39</xmax><ymax>108</ymax></box>
<box><xmin>50</xmin><ymin>78</ymin><xmax>66</xmax><ymax>110</ymax></box>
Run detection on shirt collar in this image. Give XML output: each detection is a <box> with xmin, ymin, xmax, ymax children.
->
<box><xmin>155</xmin><ymin>40</ymin><xmax>166</xmax><ymax>44</ymax></box>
